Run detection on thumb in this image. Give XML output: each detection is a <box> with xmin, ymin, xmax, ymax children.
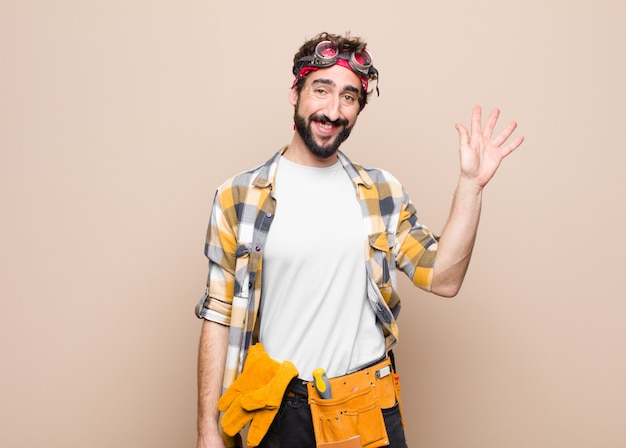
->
<box><xmin>455</xmin><ymin>123</ymin><xmax>469</xmax><ymax>148</ymax></box>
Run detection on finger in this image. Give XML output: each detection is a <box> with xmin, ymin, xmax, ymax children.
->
<box><xmin>470</xmin><ymin>105</ymin><xmax>482</xmax><ymax>145</ymax></box>
<box><xmin>456</xmin><ymin>123</ymin><xmax>470</xmax><ymax>147</ymax></box>
<box><xmin>483</xmin><ymin>108</ymin><xmax>500</xmax><ymax>139</ymax></box>
<box><xmin>493</xmin><ymin>120</ymin><xmax>518</xmax><ymax>147</ymax></box>
<box><xmin>499</xmin><ymin>135</ymin><xmax>525</xmax><ymax>158</ymax></box>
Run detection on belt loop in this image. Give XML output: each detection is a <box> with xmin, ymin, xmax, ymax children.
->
<box><xmin>388</xmin><ymin>349</ymin><xmax>396</xmax><ymax>372</ymax></box>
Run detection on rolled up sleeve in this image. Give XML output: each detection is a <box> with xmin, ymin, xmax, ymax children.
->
<box><xmin>195</xmin><ymin>188</ymin><xmax>238</xmax><ymax>325</ymax></box>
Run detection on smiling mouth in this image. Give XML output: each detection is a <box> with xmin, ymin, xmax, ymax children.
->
<box><xmin>312</xmin><ymin>114</ymin><xmax>348</xmax><ymax>128</ymax></box>
<box><xmin>319</xmin><ymin>121</ymin><xmax>334</xmax><ymax>129</ymax></box>
<box><xmin>313</xmin><ymin>116</ymin><xmax>348</xmax><ymax>136</ymax></box>
<box><xmin>316</xmin><ymin>120</ymin><xmax>338</xmax><ymax>134</ymax></box>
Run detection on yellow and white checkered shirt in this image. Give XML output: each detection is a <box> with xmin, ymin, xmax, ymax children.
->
<box><xmin>196</xmin><ymin>146</ymin><xmax>438</xmax><ymax>390</ymax></box>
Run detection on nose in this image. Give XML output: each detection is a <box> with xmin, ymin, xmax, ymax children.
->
<box><xmin>322</xmin><ymin>95</ymin><xmax>341</xmax><ymax>122</ymax></box>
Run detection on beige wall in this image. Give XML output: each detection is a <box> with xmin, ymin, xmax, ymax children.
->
<box><xmin>2</xmin><ymin>0</ymin><xmax>625</xmax><ymax>447</ymax></box>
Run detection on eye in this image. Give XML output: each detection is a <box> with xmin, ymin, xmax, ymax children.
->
<box><xmin>313</xmin><ymin>87</ymin><xmax>329</xmax><ymax>98</ymax></box>
<box><xmin>341</xmin><ymin>93</ymin><xmax>357</xmax><ymax>105</ymax></box>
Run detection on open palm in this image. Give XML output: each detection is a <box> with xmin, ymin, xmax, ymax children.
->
<box><xmin>456</xmin><ymin>105</ymin><xmax>524</xmax><ymax>188</ymax></box>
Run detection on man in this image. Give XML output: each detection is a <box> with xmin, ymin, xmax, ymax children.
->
<box><xmin>196</xmin><ymin>32</ymin><xmax>524</xmax><ymax>448</ymax></box>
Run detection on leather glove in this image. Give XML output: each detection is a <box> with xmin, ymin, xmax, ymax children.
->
<box><xmin>218</xmin><ymin>344</ymin><xmax>274</xmax><ymax>411</ymax></box>
<box><xmin>218</xmin><ymin>344</ymin><xmax>299</xmax><ymax>447</ymax></box>
<box><xmin>240</xmin><ymin>360</ymin><xmax>298</xmax><ymax>446</ymax></box>
<box><xmin>218</xmin><ymin>344</ymin><xmax>279</xmax><ymax>434</ymax></box>
<box><xmin>221</xmin><ymin>432</ymin><xmax>243</xmax><ymax>448</ymax></box>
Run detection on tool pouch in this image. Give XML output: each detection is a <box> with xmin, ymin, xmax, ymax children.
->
<box><xmin>307</xmin><ymin>358</ymin><xmax>397</xmax><ymax>448</ymax></box>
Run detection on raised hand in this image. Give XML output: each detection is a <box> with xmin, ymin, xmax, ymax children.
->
<box><xmin>455</xmin><ymin>105</ymin><xmax>524</xmax><ymax>189</ymax></box>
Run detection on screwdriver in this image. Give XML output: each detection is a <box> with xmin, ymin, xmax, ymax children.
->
<box><xmin>312</xmin><ymin>368</ymin><xmax>332</xmax><ymax>399</ymax></box>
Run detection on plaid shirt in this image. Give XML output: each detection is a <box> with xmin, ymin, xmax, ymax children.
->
<box><xmin>196</xmin><ymin>146</ymin><xmax>438</xmax><ymax>389</ymax></box>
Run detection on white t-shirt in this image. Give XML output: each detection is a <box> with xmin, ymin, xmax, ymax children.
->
<box><xmin>259</xmin><ymin>156</ymin><xmax>385</xmax><ymax>381</ymax></box>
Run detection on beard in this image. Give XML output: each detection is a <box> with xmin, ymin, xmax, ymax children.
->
<box><xmin>293</xmin><ymin>109</ymin><xmax>354</xmax><ymax>159</ymax></box>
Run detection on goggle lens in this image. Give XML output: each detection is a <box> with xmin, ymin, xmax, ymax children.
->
<box><xmin>350</xmin><ymin>51</ymin><xmax>372</xmax><ymax>73</ymax></box>
<box><xmin>316</xmin><ymin>41</ymin><xmax>339</xmax><ymax>60</ymax></box>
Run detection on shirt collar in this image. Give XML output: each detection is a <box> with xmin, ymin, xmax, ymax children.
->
<box><xmin>252</xmin><ymin>146</ymin><xmax>374</xmax><ymax>190</ymax></box>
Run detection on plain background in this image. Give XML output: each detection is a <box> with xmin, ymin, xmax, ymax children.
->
<box><xmin>2</xmin><ymin>0</ymin><xmax>625</xmax><ymax>447</ymax></box>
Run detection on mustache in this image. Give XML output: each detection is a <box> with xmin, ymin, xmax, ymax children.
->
<box><xmin>310</xmin><ymin>114</ymin><xmax>349</xmax><ymax>128</ymax></box>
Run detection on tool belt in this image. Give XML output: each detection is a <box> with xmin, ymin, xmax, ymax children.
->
<box><xmin>307</xmin><ymin>357</ymin><xmax>403</xmax><ymax>448</ymax></box>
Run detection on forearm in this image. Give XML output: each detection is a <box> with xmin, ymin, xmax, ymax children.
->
<box><xmin>431</xmin><ymin>177</ymin><xmax>483</xmax><ymax>297</ymax></box>
<box><xmin>197</xmin><ymin>319</ymin><xmax>229</xmax><ymax>444</ymax></box>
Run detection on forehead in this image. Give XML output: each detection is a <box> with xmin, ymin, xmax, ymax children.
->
<box><xmin>304</xmin><ymin>64</ymin><xmax>362</xmax><ymax>91</ymax></box>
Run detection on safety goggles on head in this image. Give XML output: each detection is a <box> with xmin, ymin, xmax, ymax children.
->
<box><xmin>297</xmin><ymin>41</ymin><xmax>377</xmax><ymax>78</ymax></box>
<box><xmin>294</xmin><ymin>40</ymin><xmax>380</xmax><ymax>96</ymax></box>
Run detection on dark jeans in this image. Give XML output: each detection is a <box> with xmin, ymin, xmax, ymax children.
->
<box><xmin>258</xmin><ymin>380</ymin><xmax>408</xmax><ymax>448</ymax></box>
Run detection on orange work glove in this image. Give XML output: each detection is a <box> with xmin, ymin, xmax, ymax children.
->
<box><xmin>217</xmin><ymin>344</ymin><xmax>299</xmax><ymax>447</ymax></box>
<box><xmin>239</xmin><ymin>360</ymin><xmax>298</xmax><ymax>446</ymax></box>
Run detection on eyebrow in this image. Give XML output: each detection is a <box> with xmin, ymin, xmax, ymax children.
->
<box><xmin>312</xmin><ymin>78</ymin><xmax>360</xmax><ymax>94</ymax></box>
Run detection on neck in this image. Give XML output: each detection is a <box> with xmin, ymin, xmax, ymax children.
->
<box><xmin>285</xmin><ymin>132</ymin><xmax>339</xmax><ymax>167</ymax></box>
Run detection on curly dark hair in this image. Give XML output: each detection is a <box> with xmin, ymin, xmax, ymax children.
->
<box><xmin>291</xmin><ymin>32</ymin><xmax>378</xmax><ymax>110</ymax></box>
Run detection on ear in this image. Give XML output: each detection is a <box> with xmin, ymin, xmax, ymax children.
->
<box><xmin>288</xmin><ymin>87</ymin><xmax>298</xmax><ymax>106</ymax></box>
